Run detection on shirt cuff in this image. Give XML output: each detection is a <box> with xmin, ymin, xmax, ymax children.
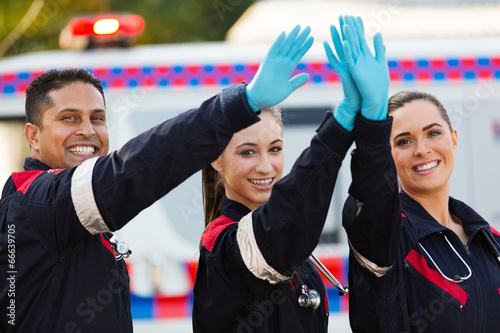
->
<box><xmin>219</xmin><ymin>83</ymin><xmax>260</xmax><ymax>133</ymax></box>
<box><xmin>353</xmin><ymin>113</ymin><xmax>393</xmax><ymax>146</ymax></box>
<box><xmin>315</xmin><ymin>111</ymin><xmax>355</xmax><ymax>158</ymax></box>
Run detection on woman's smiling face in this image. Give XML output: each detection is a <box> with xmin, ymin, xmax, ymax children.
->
<box><xmin>212</xmin><ymin>112</ymin><xmax>284</xmax><ymax>210</ymax></box>
<box><xmin>390</xmin><ymin>99</ymin><xmax>457</xmax><ymax>197</ymax></box>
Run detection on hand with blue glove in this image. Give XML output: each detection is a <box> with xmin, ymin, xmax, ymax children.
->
<box><xmin>323</xmin><ymin>16</ymin><xmax>361</xmax><ymax>131</ymax></box>
<box><xmin>246</xmin><ymin>25</ymin><xmax>314</xmax><ymax>112</ymax></box>
<box><xmin>341</xmin><ymin>16</ymin><xmax>390</xmax><ymax>121</ymax></box>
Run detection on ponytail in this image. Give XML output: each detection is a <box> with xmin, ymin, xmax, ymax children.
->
<box><xmin>202</xmin><ymin>164</ymin><xmax>225</xmax><ymax>228</ymax></box>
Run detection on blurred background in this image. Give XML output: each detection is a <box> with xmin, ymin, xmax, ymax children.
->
<box><xmin>1</xmin><ymin>0</ymin><xmax>500</xmax><ymax>332</ymax></box>
<box><xmin>0</xmin><ymin>0</ymin><xmax>253</xmax><ymax>57</ymax></box>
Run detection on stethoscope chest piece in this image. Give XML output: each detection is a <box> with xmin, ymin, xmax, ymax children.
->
<box><xmin>297</xmin><ymin>285</ymin><xmax>321</xmax><ymax>311</ymax></box>
<box><xmin>107</xmin><ymin>233</ymin><xmax>132</xmax><ymax>260</ymax></box>
<box><xmin>292</xmin><ymin>272</ymin><xmax>321</xmax><ymax>311</ymax></box>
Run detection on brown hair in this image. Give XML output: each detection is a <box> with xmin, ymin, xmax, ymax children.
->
<box><xmin>388</xmin><ymin>89</ymin><xmax>452</xmax><ymax>132</ymax></box>
<box><xmin>201</xmin><ymin>106</ymin><xmax>282</xmax><ymax>227</ymax></box>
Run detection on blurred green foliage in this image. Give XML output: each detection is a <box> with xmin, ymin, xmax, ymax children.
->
<box><xmin>0</xmin><ymin>0</ymin><xmax>255</xmax><ymax>57</ymax></box>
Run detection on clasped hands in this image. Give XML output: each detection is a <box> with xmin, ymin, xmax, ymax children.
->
<box><xmin>246</xmin><ymin>16</ymin><xmax>390</xmax><ymax>132</ymax></box>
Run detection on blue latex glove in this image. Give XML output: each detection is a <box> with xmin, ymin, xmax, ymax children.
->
<box><xmin>323</xmin><ymin>16</ymin><xmax>361</xmax><ymax>131</ymax></box>
<box><xmin>246</xmin><ymin>25</ymin><xmax>314</xmax><ymax>112</ymax></box>
<box><xmin>342</xmin><ymin>16</ymin><xmax>389</xmax><ymax>121</ymax></box>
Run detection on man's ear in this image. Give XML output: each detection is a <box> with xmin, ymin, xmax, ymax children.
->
<box><xmin>211</xmin><ymin>159</ymin><xmax>224</xmax><ymax>173</ymax></box>
<box><xmin>24</xmin><ymin>123</ymin><xmax>40</xmax><ymax>151</ymax></box>
<box><xmin>452</xmin><ymin>128</ymin><xmax>458</xmax><ymax>153</ymax></box>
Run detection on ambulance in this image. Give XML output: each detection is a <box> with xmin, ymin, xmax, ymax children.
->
<box><xmin>1</xmin><ymin>1</ymin><xmax>500</xmax><ymax>322</ymax></box>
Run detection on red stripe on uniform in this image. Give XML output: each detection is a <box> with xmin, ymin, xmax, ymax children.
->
<box><xmin>490</xmin><ymin>226</ymin><xmax>500</xmax><ymax>237</ymax></box>
<box><xmin>405</xmin><ymin>249</ymin><xmax>468</xmax><ymax>306</ymax></box>
<box><xmin>12</xmin><ymin>170</ymin><xmax>44</xmax><ymax>194</ymax></box>
<box><xmin>100</xmin><ymin>234</ymin><xmax>115</xmax><ymax>259</ymax></box>
<box><xmin>324</xmin><ymin>292</ymin><xmax>329</xmax><ymax>313</ymax></box>
<box><xmin>201</xmin><ymin>215</ymin><xmax>237</xmax><ymax>252</ymax></box>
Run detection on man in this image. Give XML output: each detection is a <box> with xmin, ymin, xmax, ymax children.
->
<box><xmin>0</xmin><ymin>26</ymin><xmax>313</xmax><ymax>332</ymax></box>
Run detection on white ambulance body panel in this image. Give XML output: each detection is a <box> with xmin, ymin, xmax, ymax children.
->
<box><xmin>1</xmin><ymin>35</ymin><xmax>500</xmax><ymax>297</ymax></box>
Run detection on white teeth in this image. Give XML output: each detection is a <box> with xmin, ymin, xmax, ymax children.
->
<box><xmin>415</xmin><ymin>161</ymin><xmax>438</xmax><ymax>172</ymax></box>
<box><xmin>69</xmin><ymin>146</ymin><xmax>95</xmax><ymax>154</ymax></box>
<box><xmin>249</xmin><ymin>179</ymin><xmax>273</xmax><ymax>185</ymax></box>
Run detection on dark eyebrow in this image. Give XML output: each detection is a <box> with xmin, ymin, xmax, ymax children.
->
<box><xmin>393</xmin><ymin>123</ymin><xmax>444</xmax><ymax>142</ymax></box>
<box><xmin>393</xmin><ymin>131</ymin><xmax>411</xmax><ymax>142</ymax></box>
<box><xmin>422</xmin><ymin>123</ymin><xmax>442</xmax><ymax>131</ymax></box>
<box><xmin>236</xmin><ymin>138</ymin><xmax>283</xmax><ymax>149</ymax></box>
<box><xmin>236</xmin><ymin>142</ymin><xmax>257</xmax><ymax>149</ymax></box>
<box><xmin>58</xmin><ymin>108</ymin><xmax>80</xmax><ymax>114</ymax></box>
<box><xmin>58</xmin><ymin>108</ymin><xmax>106</xmax><ymax>114</ymax></box>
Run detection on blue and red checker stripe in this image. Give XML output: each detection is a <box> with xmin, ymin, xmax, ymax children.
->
<box><xmin>1</xmin><ymin>57</ymin><xmax>500</xmax><ymax>96</ymax></box>
<box><xmin>127</xmin><ymin>256</ymin><xmax>349</xmax><ymax>320</ymax></box>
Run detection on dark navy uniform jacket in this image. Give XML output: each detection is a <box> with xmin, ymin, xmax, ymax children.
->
<box><xmin>0</xmin><ymin>84</ymin><xmax>259</xmax><ymax>333</ymax></box>
<box><xmin>192</xmin><ymin>113</ymin><xmax>354</xmax><ymax>332</ymax></box>
<box><xmin>343</xmin><ymin>115</ymin><xmax>500</xmax><ymax>332</ymax></box>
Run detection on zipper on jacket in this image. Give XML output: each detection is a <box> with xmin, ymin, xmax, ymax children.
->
<box><xmin>462</xmin><ymin>230</ymin><xmax>484</xmax><ymax>333</ymax></box>
<box><xmin>463</xmin><ymin>244</ymin><xmax>471</xmax><ymax>257</ymax></box>
<box><xmin>446</xmin><ymin>228</ymin><xmax>483</xmax><ymax>333</ymax></box>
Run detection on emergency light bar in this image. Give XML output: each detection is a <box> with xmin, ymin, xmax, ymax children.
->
<box><xmin>69</xmin><ymin>15</ymin><xmax>144</xmax><ymax>37</ymax></box>
<box><xmin>59</xmin><ymin>14</ymin><xmax>145</xmax><ymax>50</ymax></box>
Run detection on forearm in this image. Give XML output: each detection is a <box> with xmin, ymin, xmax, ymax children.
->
<box><xmin>242</xmin><ymin>113</ymin><xmax>354</xmax><ymax>278</ymax></box>
<box><xmin>74</xmin><ymin>84</ymin><xmax>259</xmax><ymax>232</ymax></box>
<box><xmin>343</xmin><ymin>114</ymin><xmax>401</xmax><ymax>269</ymax></box>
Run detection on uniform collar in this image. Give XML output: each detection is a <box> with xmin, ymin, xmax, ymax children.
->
<box><xmin>218</xmin><ymin>196</ymin><xmax>252</xmax><ymax>222</ymax></box>
<box><xmin>24</xmin><ymin>157</ymin><xmax>50</xmax><ymax>171</ymax></box>
<box><xmin>0</xmin><ymin>158</ymin><xmax>50</xmax><ymax>200</ymax></box>
<box><xmin>400</xmin><ymin>191</ymin><xmax>488</xmax><ymax>240</ymax></box>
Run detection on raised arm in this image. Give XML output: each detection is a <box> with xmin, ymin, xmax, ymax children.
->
<box><xmin>234</xmin><ymin>20</ymin><xmax>361</xmax><ymax>283</ymax></box>
<box><xmin>237</xmin><ymin>112</ymin><xmax>354</xmax><ymax>283</ymax></box>
<box><xmin>70</xmin><ymin>26</ymin><xmax>315</xmax><ymax>234</ymax></box>
<box><xmin>340</xmin><ymin>15</ymin><xmax>401</xmax><ymax>278</ymax></box>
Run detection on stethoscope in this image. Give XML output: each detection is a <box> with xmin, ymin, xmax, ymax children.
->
<box><xmin>291</xmin><ymin>254</ymin><xmax>349</xmax><ymax>311</ymax></box>
<box><xmin>309</xmin><ymin>254</ymin><xmax>349</xmax><ymax>296</ymax></box>
<box><xmin>418</xmin><ymin>235</ymin><xmax>471</xmax><ymax>283</ymax></box>
<box><xmin>418</xmin><ymin>228</ymin><xmax>500</xmax><ymax>283</ymax></box>
<box><xmin>290</xmin><ymin>271</ymin><xmax>322</xmax><ymax>311</ymax></box>
<box><xmin>107</xmin><ymin>233</ymin><xmax>132</xmax><ymax>260</ymax></box>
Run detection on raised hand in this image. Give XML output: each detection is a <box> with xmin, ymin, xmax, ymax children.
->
<box><xmin>324</xmin><ymin>16</ymin><xmax>361</xmax><ymax>131</ymax></box>
<box><xmin>246</xmin><ymin>25</ymin><xmax>314</xmax><ymax>112</ymax></box>
<box><xmin>342</xmin><ymin>16</ymin><xmax>389</xmax><ymax>121</ymax></box>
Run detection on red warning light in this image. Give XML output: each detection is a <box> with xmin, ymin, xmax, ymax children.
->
<box><xmin>69</xmin><ymin>18</ymin><xmax>94</xmax><ymax>36</ymax></box>
<box><xmin>60</xmin><ymin>14</ymin><xmax>145</xmax><ymax>50</ymax></box>
<box><xmin>119</xmin><ymin>15</ymin><xmax>145</xmax><ymax>36</ymax></box>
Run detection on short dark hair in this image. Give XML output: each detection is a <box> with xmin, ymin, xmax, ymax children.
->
<box><xmin>388</xmin><ymin>89</ymin><xmax>452</xmax><ymax>132</ymax></box>
<box><xmin>25</xmin><ymin>68</ymin><xmax>105</xmax><ymax>128</ymax></box>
